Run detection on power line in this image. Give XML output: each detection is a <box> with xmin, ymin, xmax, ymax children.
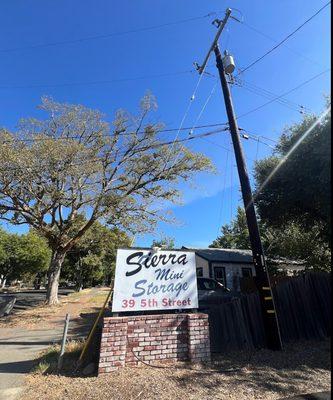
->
<box><xmin>0</xmin><ymin>127</ymin><xmax>229</xmax><ymax>172</ymax></box>
<box><xmin>200</xmin><ymin>136</ymin><xmax>232</xmax><ymax>153</ymax></box>
<box><xmin>238</xmin><ymin>128</ymin><xmax>277</xmax><ymax>148</ymax></box>
<box><xmin>203</xmin><ymin>133</ymin><xmax>272</xmax><ymax>162</ymax></box>
<box><xmin>1</xmin><ymin>67</ymin><xmax>328</xmax><ymax>146</ymax></box>
<box><xmin>167</xmin><ymin>47</ymin><xmax>213</xmax><ymax>170</ymax></box>
<box><xmin>236</xmin><ymin>83</ymin><xmax>305</xmax><ymax>114</ymax></box>
<box><xmin>255</xmin><ymin>136</ymin><xmax>260</xmax><ymax>161</ymax></box>
<box><xmin>245</xmin><ymin>134</ymin><xmax>275</xmax><ymax>149</ymax></box>
<box><xmin>215</xmin><ymin>149</ymin><xmax>230</xmax><ymax>237</ymax></box>
<box><xmin>230</xmin><ymin>151</ymin><xmax>234</xmax><ymax>221</ymax></box>
<box><xmin>233</xmin><ymin>19</ymin><xmax>323</xmax><ymax>68</ymax></box>
<box><xmin>0</xmin><ymin>70</ymin><xmax>193</xmax><ymax>90</ymax></box>
<box><xmin>234</xmin><ymin>76</ymin><xmax>311</xmax><ymax>114</ymax></box>
<box><xmin>3</xmin><ymin>62</ymin><xmax>327</xmax><ymax>146</ymax></box>
<box><xmin>0</xmin><ymin>122</ymin><xmax>230</xmax><ymax>144</ymax></box>
<box><xmin>0</xmin><ymin>12</ymin><xmax>216</xmax><ymax>54</ymax></box>
<box><xmin>189</xmin><ymin>79</ymin><xmax>218</xmax><ymax>135</ymax></box>
<box><xmin>237</xmin><ymin>1</ymin><xmax>331</xmax><ymax>75</ymax></box>
<box><xmin>237</xmin><ymin>68</ymin><xmax>331</xmax><ymax>120</ymax></box>
<box><xmin>204</xmin><ymin>69</ymin><xmax>312</xmax><ymax>115</ymax></box>
<box><xmin>239</xmin><ymin>128</ymin><xmax>278</xmax><ymax>144</ymax></box>
<box><xmin>170</xmin><ymin>71</ymin><xmax>205</xmax><ymax>144</ymax></box>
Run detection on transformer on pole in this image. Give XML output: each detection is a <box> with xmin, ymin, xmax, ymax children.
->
<box><xmin>196</xmin><ymin>8</ymin><xmax>283</xmax><ymax>350</ymax></box>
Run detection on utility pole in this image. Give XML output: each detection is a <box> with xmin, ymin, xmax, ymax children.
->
<box><xmin>196</xmin><ymin>9</ymin><xmax>283</xmax><ymax>350</ymax></box>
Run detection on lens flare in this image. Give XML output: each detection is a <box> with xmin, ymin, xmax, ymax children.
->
<box><xmin>247</xmin><ymin>106</ymin><xmax>331</xmax><ymax>211</ymax></box>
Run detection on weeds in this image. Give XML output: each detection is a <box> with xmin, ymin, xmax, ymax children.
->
<box><xmin>33</xmin><ymin>340</ymin><xmax>84</xmax><ymax>375</ymax></box>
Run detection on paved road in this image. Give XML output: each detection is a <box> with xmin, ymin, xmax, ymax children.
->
<box><xmin>0</xmin><ymin>327</ymin><xmax>63</xmax><ymax>400</ymax></box>
<box><xmin>0</xmin><ymin>289</ymin><xmax>76</xmax><ymax>400</ymax></box>
<box><xmin>0</xmin><ymin>289</ymin><xmax>74</xmax><ymax>313</ymax></box>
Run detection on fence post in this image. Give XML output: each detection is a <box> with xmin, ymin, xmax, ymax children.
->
<box><xmin>58</xmin><ymin>313</ymin><xmax>70</xmax><ymax>371</ymax></box>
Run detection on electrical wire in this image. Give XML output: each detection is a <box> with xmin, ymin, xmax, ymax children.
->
<box><xmin>167</xmin><ymin>55</ymin><xmax>211</xmax><ymax>170</ymax></box>
<box><xmin>216</xmin><ymin>150</ymin><xmax>230</xmax><ymax>237</ymax></box>
<box><xmin>236</xmin><ymin>68</ymin><xmax>331</xmax><ymax>120</ymax></box>
<box><xmin>237</xmin><ymin>83</ymin><xmax>305</xmax><ymax>113</ymax></box>
<box><xmin>204</xmin><ymin>69</ymin><xmax>312</xmax><ymax>116</ymax></box>
<box><xmin>0</xmin><ymin>70</ymin><xmax>193</xmax><ymax>90</ymax></box>
<box><xmin>246</xmin><ymin>135</ymin><xmax>275</xmax><ymax>149</ymax></box>
<box><xmin>0</xmin><ymin>121</ymin><xmax>229</xmax><ymax>144</ymax></box>
<box><xmin>0</xmin><ymin>12</ymin><xmax>217</xmax><ymax>54</ymax></box>
<box><xmin>237</xmin><ymin>1</ymin><xmax>331</xmax><ymax>76</ymax></box>
<box><xmin>239</xmin><ymin>128</ymin><xmax>278</xmax><ymax>144</ymax></box>
<box><xmin>2</xmin><ymin>67</ymin><xmax>326</xmax><ymax>150</ymax></box>
<box><xmin>255</xmin><ymin>137</ymin><xmax>260</xmax><ymax>162</ymax></box>
<box><xmin>189</xmin><ymin>79</ymin><xmax>218</xmax><ymax>136</ymax></box>
<box><xmin>0</xmin><ymin>127</ymin><xmax>229</xmax><ymax>172</ymax></box>
<box><xmin>234</xmin><ymin>77</ymin><xmax>312</xmax><ymax>114</ymax></box>
<box><xmin>236</xmin><ymin>20</ymin><xmax>324</xmax><ymax>68</ymax></box>
<box><xmin>230</xmin><ymin>152</ymin><xmax>234</xmax><ymax>222</ymax></box>
<box><xmin>200</xmin><ymin>136</ymin><xmax>232</xmax><ymax>154</ymax></box>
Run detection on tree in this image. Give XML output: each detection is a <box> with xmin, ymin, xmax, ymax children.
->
<box><xmin>62</xmin><ymin>220</ymin><xmax>131</xmax><ymax>289</ymax></box>
<box><xmin>264</xmin><ymin>222</ymin><xmax>331</xmax><ymax>272</ymax></box>
<box><xmin>210</xmin><ymin>209</ymin><xmax>331</xmax><ymax>272</ymax></box>
<box><xmin>210</xmin><ymin>207</ymin><xmax>251</xmax><ymax>249</ymax></box>
<box><xmin>0</xmin><ymin>95</ymin><xmax>212</xmax><ymax>304</ymax></box>
<box><xmin>0</xmin><ymin>229</ymin><xmax>21</xmax><ymax>287</ymax></box>
<box><xmin>254</xmin><ymin>108</ymin><xmax>331</xmax><ymax>242</ymax></box>
<box><xmin>0</xmin><ymin>229</ymin><xmax>51</xmax><ymax>287</ymax></box>
<box><xmin>151</xmin><ymin>236</ymin><xmax>175</xmax><ymax>249</ymax></box>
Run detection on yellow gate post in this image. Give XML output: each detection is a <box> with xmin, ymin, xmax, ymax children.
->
<box><xmin>77</xmin><ymin>281</ymin><xmax>114</xmax><ymax>367</ymax></box>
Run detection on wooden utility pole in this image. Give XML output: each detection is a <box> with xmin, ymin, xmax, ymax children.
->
<box><xmin>197</xmin><ymin>8</ymin><xmax>283</xmax><ymax>350</ymax></box>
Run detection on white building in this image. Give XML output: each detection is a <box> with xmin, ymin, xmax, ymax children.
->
<box><xmin>182</xmin><ymin>247</ymin><xmax>256</xmax><ymax>290</ymax></box>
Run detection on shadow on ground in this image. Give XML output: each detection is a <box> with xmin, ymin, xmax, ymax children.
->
<box><xmin>168</xmin><ymin>338</ymin><xmax>330</xmax><ymax>398</ymax></box>
<box><xmin>29</xmin><ymin>307</ymin><xmax>112</xmax><ymax>378</ymax></box>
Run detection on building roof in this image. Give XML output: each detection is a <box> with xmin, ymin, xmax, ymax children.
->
<box><xmin>182</xmin><ymin>247</ymin><xmax>253</xmax><ymax>263</ymax></box>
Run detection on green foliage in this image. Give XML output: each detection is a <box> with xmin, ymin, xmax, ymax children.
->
<box><xmin>62</xmin><ymin>220</ymin><xmax>131</xmax><ymax>288</ymax></box>
<box><xmin>0</xmin><ymin>94</ymin><xmax>213</xmax><ymax>303</ymax></box>
<box><xmin>0</xmin><ymin>228</ymin><xmax>51</xmax><ymax>283</ymax></box>
<box><xmin>210</xmin><ymin>207</ymin><xmax>251</xmax><ymax>249</ymax></box>
<box><xmin>151</xmin><ymin>236</ymin><xmax>175</xmax><ymax>249</ymax></box>
<box><xmin>254</xmin><ymin>109</ymin><xmax>331</xmax><ymax>242</ymax></box>
<box><xmin>210</xmin><ymin>207</ymin><xmax>331</xmax><ymax>272</ymax></box>
<box><xmin>210</xmin><ymin>107</ymin><xmax>331</xmax><ymax>272</ymax></box>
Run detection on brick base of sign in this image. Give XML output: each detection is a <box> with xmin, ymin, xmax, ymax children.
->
<box><xmin>98</xmin><ymin>313</ymin><xmax>211</xmax><ymax>373</ymax></box>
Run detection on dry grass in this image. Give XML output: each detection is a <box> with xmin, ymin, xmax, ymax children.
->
<box><xmin>33</xmin><ymin>340</ymin><xmax>84</xmax><ymax>375</ymax></box>
<box><xmin>21</xmin><ymin>338</ymin><xmax>331</xmax><ymax>400</ymax></box>
<box><xmin>0</xmin><ymin>288</ymin><xmax>110</xmax><ymax>329</ymax></box>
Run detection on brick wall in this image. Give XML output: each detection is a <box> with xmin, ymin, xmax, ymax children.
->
<box><xmin>98</xmin><ymin>313</ymin><xmax>211</xmax><ymax>373</ymax></box>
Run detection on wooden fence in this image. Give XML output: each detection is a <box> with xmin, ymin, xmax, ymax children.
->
<box><xmin>206</xmin><ymin>272</ymin><xmax>331</xmax><ymax>353</ymax></box>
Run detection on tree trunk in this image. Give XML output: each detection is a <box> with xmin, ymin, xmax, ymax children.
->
<box><xmin>75</xmin><ymin>257</ymin><xmax>83</xmax><ymax>292</ymax></box>
<box><xmin>1</xmin><ymin>276</ymin><xmax>6</xmax><ymax>289</ymax></box>
<box><xmin>46</xmin><ymin>250</ymin><xmax>66</xmax><ymax>305</ymax></box>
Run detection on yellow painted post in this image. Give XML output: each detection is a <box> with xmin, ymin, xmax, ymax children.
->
<box><xmin>77</xmin><ymin>237</ymin><xmax>135</xmax><ymax>367</ymax></box>
<box><xmin>77</xmin><ymin>282</ymin><xmax>113</xmax><ymax>366</ymax></box>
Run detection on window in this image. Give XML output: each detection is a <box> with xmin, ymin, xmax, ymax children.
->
<box><xmin>213</xmin><ymin>265</ymin><xmax>226</xmax><ymax>286</ymax></box>
<box><xmin>197</xmin><ymin>278</ymin><xmax>230</xmax><ymax>292</ymax></box>
<box><xmin>196</xmin><ymin>267</ymin><xmax>203</xmax><ymax>277</ymax></box>
<box><xmin>242</xmin><ymin>267</ymin><xmax>253</xmax><ymax>278</ymax></box>
<box><xmin>197</xmin><ymin>278</ymin><xmax>219</xmax><ymax>290</ymax></box>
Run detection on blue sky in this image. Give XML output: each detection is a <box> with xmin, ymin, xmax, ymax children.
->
<box><xmin>0</xmin><ymin>0</ymin><xmax>331</xmax><ymax>248</ymax></box>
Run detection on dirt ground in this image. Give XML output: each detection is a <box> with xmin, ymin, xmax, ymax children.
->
<box><xmin>0</xmin><ymin>287</ymin><xmax>111</xmax><ymax>330</ymax></box>
<box><xmin>21</xmin><ymin>338</ymin><xmax>331</xmax><ymax>400</ymax></box>
<box><xmin>0</xmin><ymin>288</ymin><xmax>112</xmax><ymax>400</ymax></box>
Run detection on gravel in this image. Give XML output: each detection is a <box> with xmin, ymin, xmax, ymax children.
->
<box><xmin>21</xmin><ymin>338</ymin><xmax>331</xmax><ymax>400</ymax></box>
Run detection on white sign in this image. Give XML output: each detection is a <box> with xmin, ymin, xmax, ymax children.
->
<box><xmin>112</xmin><ymin>248</ymin><xmax>198</xmax><ymax>312</ymax></box>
